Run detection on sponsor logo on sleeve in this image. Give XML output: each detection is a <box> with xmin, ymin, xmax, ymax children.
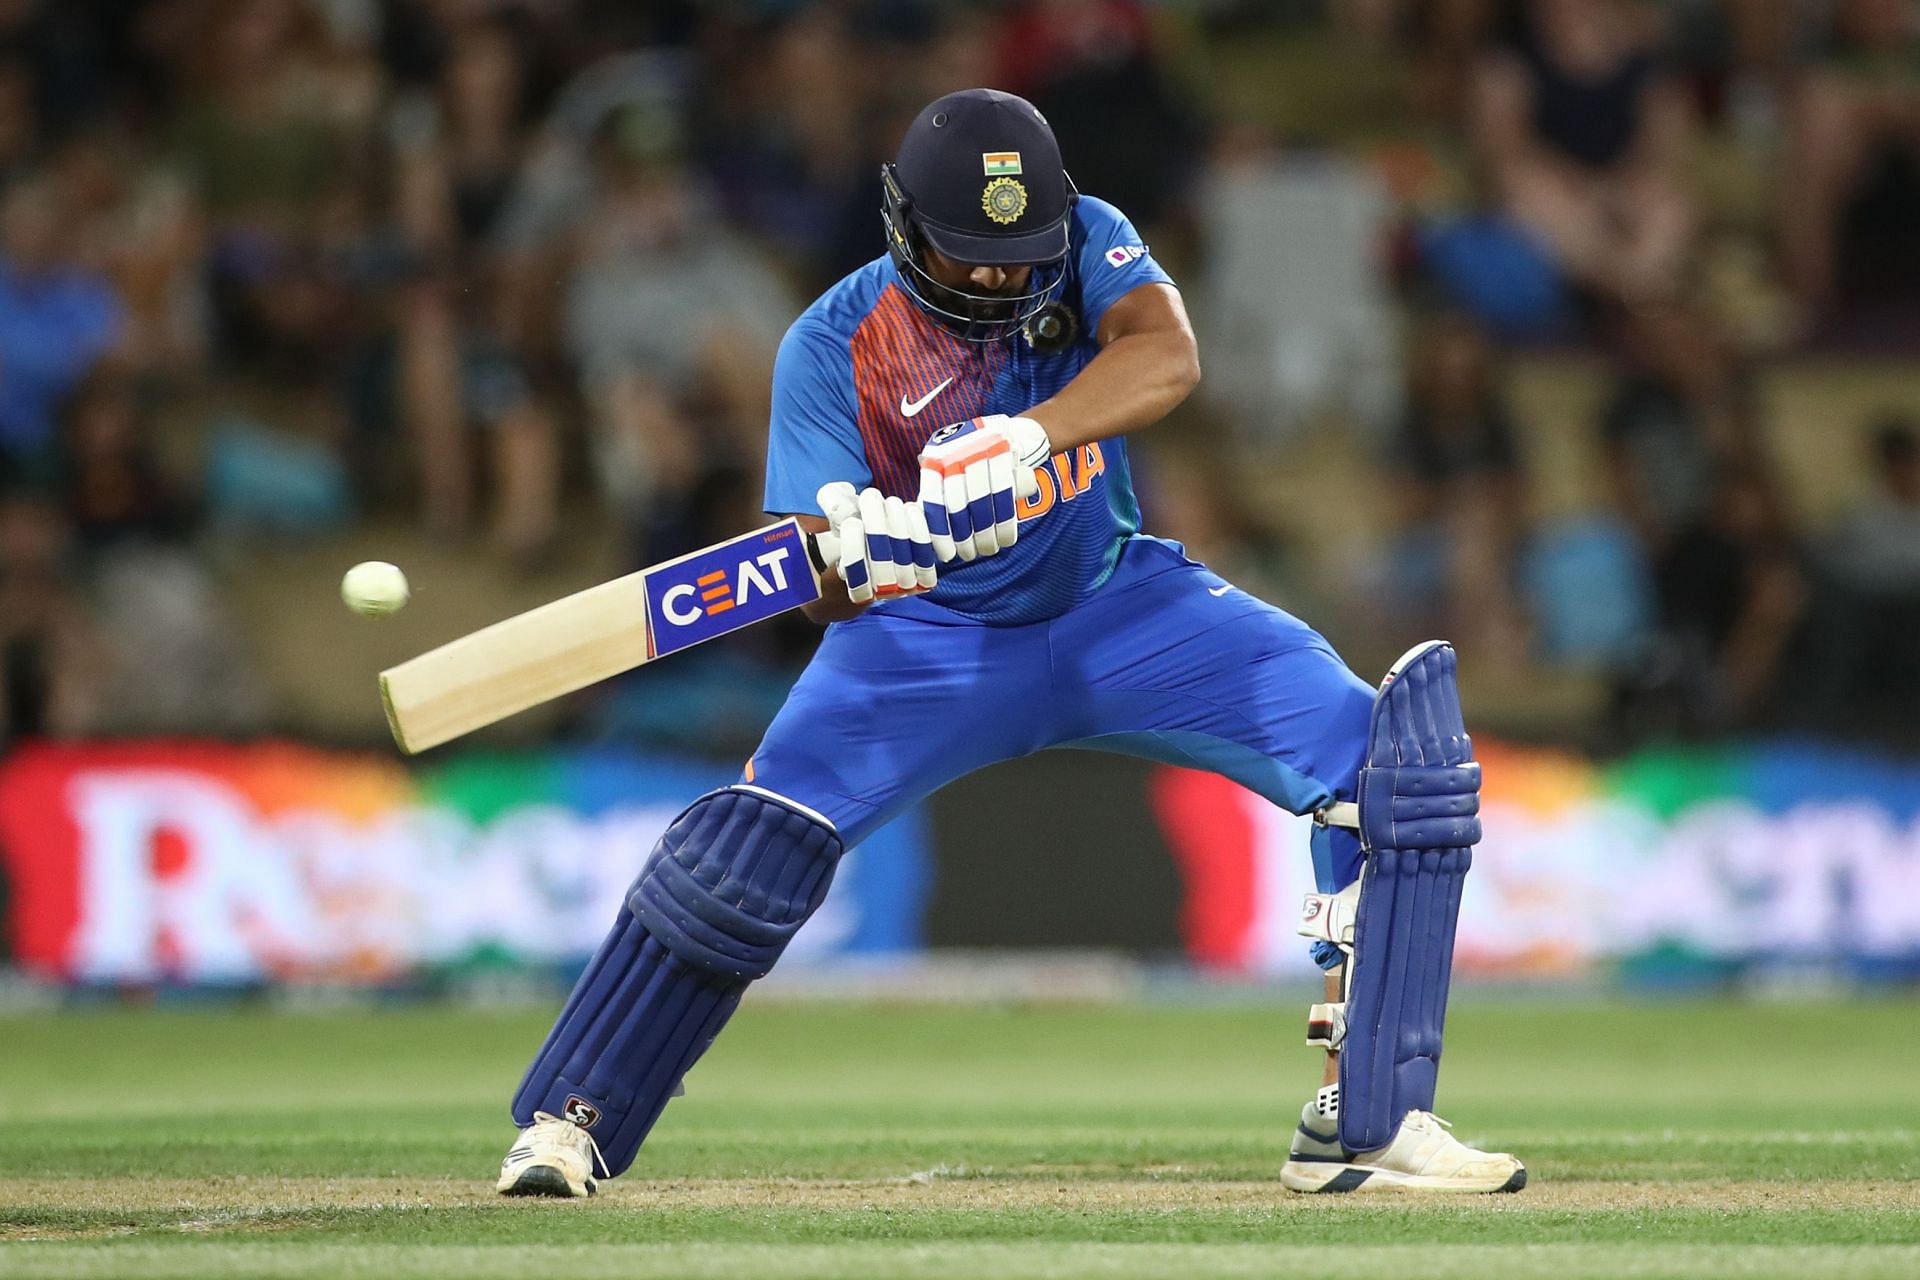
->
<box><xmin>1105</xmin><ymin>245</ymin><xmax>1147</xmax><ymax>268</ymax></box>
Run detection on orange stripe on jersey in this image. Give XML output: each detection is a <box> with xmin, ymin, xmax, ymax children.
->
<box><xmin>849</xmin><ymin>284</ymin><xmax>1010</xmax><ymax>500</ymax></box>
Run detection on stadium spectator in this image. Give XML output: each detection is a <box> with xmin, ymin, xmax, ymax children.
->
<box><xmin>170</xmin><ymin>0</ymin><xmax>375</xmax><ymax>375</ymax></box>
<box><xmin>1414</xmin><ymin>0</ymin><xmax>1501</xmax><ymax>124</ymax></box>
<box><xmin>994</xmin><ymin>0</ymin><xmax>1203</xmax><ymax>231</ymax></box>
<box><xmin>1786</xmin><ymin>415</ymin><xmax>1920</xmax><ymax>743</ymax></box>
<box><xmin>693</xmin><ymin>4</ymin><xmax>996</xmax><ymax>287</ymax></box>
<box><xmin>695</xmin><ymin>4</ymin><xmax>868</xmax><ymax>280</ymax></box>
<box><xmin>0</xmin><ymin>175</ymin><xmax>124</xmax><ymax>486</ymax></box>
<box><xmin>1778</xmin><ymin>0</ymin><xmax>1920</xmax><ymax>322</ymax></box>
<box><xmin>1830</xmin><ymin>415</ymin><xmax>1920</xmax><ymax>595</ymax></box>
<box><xmin>58</xmin><ymin>372</ymin><xmax>194</xmax><ymax>554</ymax></box>
<box><xmin>1600</xmin><ymin>301</ymin><xmax>1763</xmax><ymax>555</ymax></box>
<box><xmin>0</xmin><ymin>0</ymin><xmax>120</xmax><ymax>134</ymax></box>
<box><xmin>1614</xmin><ymin>459</ymin><xmax>1808</xmax><ymax>738</ymax></box>
<box><xmin>48</xmin><ymin>374</ymin><xmax>269</xmax><ymax>736</ymax></box>
<box><xmin>1469</xmin><ymin>0</ymin><xmax>1695</xmax><ymax>308</ymax></box>
<box><xmin>0</xmin><ymin>495</ymin><xmax>103</xmax><ymax>744</ymax></box>
<box><xmin>1382</xmin><ymin>312</ymin><xmax>1530</xmax><ymax>668</ymax></box>
<box><xmin>0</xmin><ymin>56</ymin><xmax>39</xmax><ymax>181</ymax></box>
<box><xmin>49</xmin><ymin>129</ymin><xmax>208</xmax><ymax>375</ymax></box>
<box><xmin>496</xmin><ymin>80</ymin><xmax>791</xmax><ymax>556</ymax></box>
<box><xmin>387</xmin><ymin>15</ymin><xmax>560</xmax><ymax>558</ymax></box>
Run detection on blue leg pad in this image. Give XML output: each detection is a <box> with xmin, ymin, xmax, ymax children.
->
<box><xmin>511</xmin><ymin>785</ymin><xmax>841</xmax><ymax>1176</ymax></box>
<box><xmin>1338</xmin><ymin>642</ymin><xmax>1482</xmax><ymax>1154</ymax></box>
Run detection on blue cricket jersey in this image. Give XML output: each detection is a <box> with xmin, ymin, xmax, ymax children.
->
<box><xmin>763</xmin><ymin>195</ymin><xmax>1174</xmax><ymax>625</ymax></box>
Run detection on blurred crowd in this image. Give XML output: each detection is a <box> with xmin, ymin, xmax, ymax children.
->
<box><xmin>0</xmin><ymin>0</ymin><xmax>1916</xmax><ymax>754</ymax></box>
<box><xmin>1336</xmin><ymin>0</ymin><xmax>1920</xmax><ymax>747</ymax></box>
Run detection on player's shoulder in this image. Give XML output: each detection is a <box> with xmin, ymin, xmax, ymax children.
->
<box><xmin>1070</xmin><ymin>193</ymin><xmax>1139</xmax><ymax>241</ymax></box>
<box><xmin>786</xmin><ymin>257</ymin><xmax>895</xmax><ymax>349</ymax></box>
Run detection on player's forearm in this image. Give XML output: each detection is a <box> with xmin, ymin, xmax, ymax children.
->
<box><xmin>802</xmin><ymin>577</ymin><xmax>870</xmax><ymax>625</ymax></box>
<box><xmin>1024</xmin><ymin>283</ymin><xmax>1200</xmax><ymax>453</ymax></box>
<box><xmin>1025</xmin><ymin>328</ymin><xmax>1200</xmax><ymax>453</ymax></box>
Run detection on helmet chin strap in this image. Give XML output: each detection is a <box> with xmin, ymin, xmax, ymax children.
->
<box><xmin>895</xmin><ymin>250</ymin><xmax>1068</xmax><ymax>344</ymax></box>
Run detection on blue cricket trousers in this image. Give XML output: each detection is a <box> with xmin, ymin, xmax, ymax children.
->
<box><xmin>746</xmin><ymin>535</ymin><xmax>1375</xmax><ymax>895</ymax></box>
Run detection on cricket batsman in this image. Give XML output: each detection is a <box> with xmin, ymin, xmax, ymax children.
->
<box><xmin>496</xmin><ymin>89</ymin><xmax>1526</xmax><ymax>1197</ymax></box>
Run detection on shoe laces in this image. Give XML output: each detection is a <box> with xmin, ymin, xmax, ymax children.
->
<box><xmin>1399</xmin><ymin>1110</ymin><xmax>1462</xmax><ymax>1155</ymax></box>
<box><xmin>531</xmin><ymin>1110</ymin><xmax>610</xmax><ymax>1179</ymax></box>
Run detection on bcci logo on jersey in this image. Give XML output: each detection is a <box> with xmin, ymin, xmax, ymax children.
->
<box><xmin>643</xmin><ymin>520</ymin><xmax>820</xmax><ymax>659</ymax></box>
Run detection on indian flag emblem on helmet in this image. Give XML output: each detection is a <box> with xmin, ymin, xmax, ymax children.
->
<box><xmin>982</xmin><ymin>152</ymin><xmax>1022</xmax><ymax>176</ymax></box>
<box><xmin>982</xmin><ymin>177</ymin><xmax>1028</xmax><ymax>224</ymax></box>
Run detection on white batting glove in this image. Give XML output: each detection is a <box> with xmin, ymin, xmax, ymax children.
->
<box><xmin>917</xmin><ymin>414</ymin><xmax>1050</xmax><ymax>562</ymax></box>
<box><xmin>814</xmin><ymin>482</ymin><xmax>937</xmax><ymax>605</ymax></box>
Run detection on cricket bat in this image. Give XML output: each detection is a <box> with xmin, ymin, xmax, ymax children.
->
<box><xmin>380</xmin><ymin>519</ymin><xmax>823</xmax><ymax>754</ymax></box>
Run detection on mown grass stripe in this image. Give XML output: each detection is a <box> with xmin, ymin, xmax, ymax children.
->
<box><xmin>6</xmin><ymin>1242</ymin><xmax>1920</xmax><ymax>1280</ymax></box>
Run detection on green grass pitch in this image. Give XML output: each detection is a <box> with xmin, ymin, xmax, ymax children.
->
<box><xmin>2</xmin><ymin>995</ymin><xmax>1917</xmax><ymax>1278</ymax></box>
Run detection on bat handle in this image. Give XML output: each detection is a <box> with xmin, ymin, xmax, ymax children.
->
<box><xmin>807</xmin><ymin>528</ymin><xmax>838</xmax><ymax>579</ymax></box>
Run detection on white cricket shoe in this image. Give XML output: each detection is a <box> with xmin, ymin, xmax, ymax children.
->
<box><xmin>1281</xmin><ymin>1087</ymin><xmax>1526</xmax><ymax>1193</ymax></box>
<box><xmin>496</xmin><ymin>1111</ymin><xmax>606</xmax><ymax>1198</ymax></box>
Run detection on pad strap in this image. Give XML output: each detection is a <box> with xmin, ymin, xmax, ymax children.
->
<box><xmin>1297</xmin><ymin>880</ymin><xmax>1360</xmax><ymax>950</ymax></box>
<box><xmin>1315</xmin><ymin>801</ymin><xmax>1359</xmax><ymax>830</ymax></box>
<box><xmin>1307</xmin><ymin>1001</ymin><xmax>1347</xmax><ymax>1050</ymax></box>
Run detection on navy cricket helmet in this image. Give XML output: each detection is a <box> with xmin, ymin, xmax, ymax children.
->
<box><xmin>881</xmin><ymin>88</ymin><xmax>1079</xmax><ymax>343</ymax></box>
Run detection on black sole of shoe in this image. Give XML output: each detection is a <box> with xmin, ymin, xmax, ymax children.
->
<box><xmin>500</xmin><ymin>1166</ymin><xmax>592</xmax><ymax>1198</ymax></box>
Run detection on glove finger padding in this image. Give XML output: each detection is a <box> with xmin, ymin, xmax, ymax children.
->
<box><xmin>987</xmin><ymin>451</ymin><xmax>1018</xmax><ymax>548</ymax></box>
<box><xmin>1014</xmin><ymin>457</ymin><xmax>1041</xmax><ymax>503</ymax></box>
<box><xmin>942</xmin><ymin>469</ymin><xmax>977</xmax><ymax>561</ymax></box>
<box><xmin>817</xmin><ymin>481</ymin><xmax>859</xmax><ymax>526</ymax></box>
<box><xmin>919</xmin><ymin>467</ymin><xmax>956</xmax><ymax>563</ymax></box>
<box><xmin>882</xmin><ymin>496</ymin><xmax>918</xmax><ymax>594</ymax></box>
<box><xmin>815</xmin><ymin>482</ymin><xmax>937</xmax><ymax>604</ymax></box>
<box><xmin>964</xmin><ymin>455</ymin><xmax>999</xmax><ymax>558</ymax></box>
<box><xmin>816</xmin><ymin>481</ymin><xmax>871</xmax><ymax>602</ymax></box>
<box><xmin>903</xmin><ymin>500</ymin><xmax>937</xmax><ymax>590</ymax></box>
<box><xmin>998</xmin><ymin>418</ymin><xmax>1048</xmax><ymax>502</ymax></box>
<box><xmin>856</xmin><ymin>487</ymin><xmax>900</xmax><ymax>597</ymax></box>
<box><xmin>837</xmin><ymin>516</ymin><xmax>872</xmax><ymax>602</ymax></box>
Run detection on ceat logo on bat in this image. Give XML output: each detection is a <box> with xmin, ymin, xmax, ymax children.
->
<box><xmin>642</xmin><ymin>520</ymin><xmax>821</xmax><ymax>659</ymax></box>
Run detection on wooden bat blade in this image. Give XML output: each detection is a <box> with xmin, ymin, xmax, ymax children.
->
<box><xmin>380</xmin><ymin>570</ymin><xmax>651</xmax><ymax>754</ymax></box>
<box><xmin>379</xmin><ymin>519</ymin><xmax>820</xmax><ymax>754</ymax></box>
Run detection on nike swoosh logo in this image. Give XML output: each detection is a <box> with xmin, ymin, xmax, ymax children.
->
<box><xmin>900</xmin><ymin>376</ymin><xmax>956</xmax><ymax>418</ymax></box>
<box><xmin>1209</xmin><ymin>584</ymin><xmax>1233</xmax><ymax>596</ymax></box>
